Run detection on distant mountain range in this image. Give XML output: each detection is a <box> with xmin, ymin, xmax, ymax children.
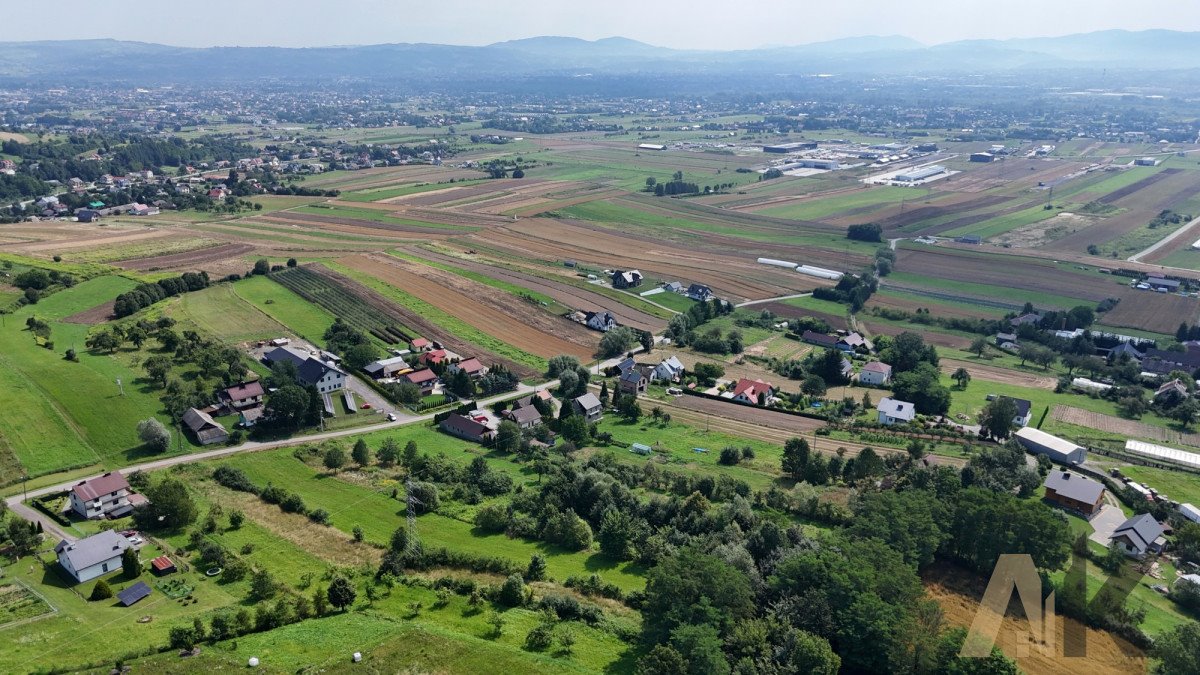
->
<box><xmin>2</xmin><ymin>29</ymin><xmax>1199</xmax><ymax>84</ymax></box>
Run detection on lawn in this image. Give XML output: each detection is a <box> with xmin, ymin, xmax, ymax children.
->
<box><xmin>233</xmin><ymin>274</ymin><xmax>338</xmax><ymax>344</ymax></box>
<box><xmin>884</xmin><ymin>270</ymin><xmax>1092</xmax><ymax>311</ymax></box>
<box><xmin>0</xmin><ymin>276</ymin><xmax>185</xmax><ymax>477</ymax></box>
<box><xmin>641</xmin><ymin>291</ymin><xmax>696</xmax><ymax>313</ymax></box>
<box><xmin>1113</xmin><ymin>464</ymin><xmax>1200</xmax><ymax>507</ymax></box>
<box><xmin>172</xmin><ymin>283</ymin><xmax>291</xmax><ymax>343</ymax></box>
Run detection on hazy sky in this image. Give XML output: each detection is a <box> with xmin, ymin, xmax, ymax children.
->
<box><xmin>9</xmin><ymin>0</ymin><xmax>1199</xmax><ymax>49</ymax></box>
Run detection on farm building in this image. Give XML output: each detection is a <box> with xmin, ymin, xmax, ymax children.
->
<box><xmin>1179</xmin><ymin>503</ymin><xmax>1200</xmax><ymax>525</ymax></box>
<box><xmin>1043</xmin><ymin>470</ymin><xmax>1105</xmax><ymax>515</ymax></box>
<box><xmin>970</xmin><ymin>152</ymin><xmax>996</xmax><ymax>162</ymax></box>
<box><xmin>763</xmin><ymin>141</ymin><xmax>818</xmax><ymax>153</ymax></box>
<box><xmin>893</xmin><ymin>165</ymin><xmax>946</xmax><ymax>182</ymax></box>
<box><xmin>1014</xmin><ymin>427</ymin><xmax>1086</xmax><ymax>465</ymax></box>
<box><xmin>150</xmin><ymin>555</ymin><xmax>176</xmax><ymax>575</ymax></box>
<box><xmin>363</xmin><ymin>355</ymin><xmax>410</xmax><ymax>380</ymax></box>
<box><xmin>182</xmin><ymin>407</ymin><xmax>228</xmax><ymax>446</ymax></box>
<box><xmin>69</xmin><ymin>472</ymin><xmax>132</xmax><ymax>520</ymax></box>
<box><xmin>1124</xmin><ymin>439</ymin><xmax>1200</xmax><ymax>469</ymax></box>
<box><xmin>1134</xmin><ymin>157</ymin><xmax>1160</xmax><ymax>166</ymax></box>
<box><xmin>637</xmin><ymin>143</ymin><xmax>665</xmax><ymax>151</ymax></box>
<box><xmin>781</xmin><ymin>158</ymin><xmax>840</xmax><ymax>170</ymax></box>
<box><xmin>877</xmin><ymin>397</ymin><xmax>916</xmax><ymax>425</ymax></box>
<box><xmin>55</xmin><ymin>530</ymin><xmax>131</xmax><ymax>584</ymax></box>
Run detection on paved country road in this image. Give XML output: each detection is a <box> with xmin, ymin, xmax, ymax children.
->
<box><xmin>5</xmin><ymin>380</ymin><xmax>557</xmax><ymax>541</ymax></box>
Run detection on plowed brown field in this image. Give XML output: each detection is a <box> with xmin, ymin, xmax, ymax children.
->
<box><xmin>116</xmin><ymin>242</ymin><xmax>257</xmax><ymax>271</ymax></box>
<box><xmin>339</xmin><ymin>254</ymin><xmax>596</xmax><ymax>360</ymax></box>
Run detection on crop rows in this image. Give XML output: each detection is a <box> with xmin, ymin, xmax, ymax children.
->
<box><xmin>271</xmin><ymin>266</ymin><xmax>412</xmax><ymax>344</ymax></box>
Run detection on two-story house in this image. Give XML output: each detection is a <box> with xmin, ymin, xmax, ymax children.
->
<box><xmin>56</xmin><ymin>530</ymin><xmax>131</xmax><ymax>583</ymax></box>
<box><xmin>69</xmin><ymin>472</ymin><xmax>132</xmax><ymax>520</ymax></box>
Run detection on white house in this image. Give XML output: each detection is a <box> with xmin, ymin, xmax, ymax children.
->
<box><xmin>858</xmin><ymin>361</ymin><xmax>892</xmax><ymax>386</ymax></box>
<box><xmin>877</xmin><ymin>397</ymin><xmax>916</xmax><ymax>425</ymax></box>
<box><xmin>586</xmin><ymin>311</ymin><xmax>618</xmax><ymax>332</ymax></box>
<box><xmin>69</xmin><ymin>472</ymin><xmax>132</xmax><ymax>520</ymax></box>
<box><xmin>1111</xmin><ymin>513</ymin><xmax>1166</xmax><ymax>558</ymax></box>
<box><xmin>298</xmin><ymin>357</ymin><xmax>346</xmax><ymax>394</ymax></box>
<box><xmin>653</xmin><ymin>356</ymin><xmax>685</xmax><ymax>382</ymax></box>
<box><xmin>56</xmin><ymin>530</ymin><xmax>131</xmax><ymax>584</ymax></box>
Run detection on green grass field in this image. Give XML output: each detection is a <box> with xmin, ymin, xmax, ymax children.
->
<box><xmin>757</xmin><ymin>186</ymin><xmax>915</xmax><ymax>221</ymax></box>
<box><xmin>171</xmin><ymin>283</ymin><xmax>292</xmax><ymax>343</ymax></box>
<box><xmin>233</xmin><ymin>275</ymin><xmax>339</xmax><ymax>344</ymax></box>
<box><xmin>338</xmin><ymin>179</ymin><xmax>489</xmax><ymax>202</ymax></box>
<box><xmin>883</xmin><ymin>270</ymin><xmax>1092</xmax><ymax>311</ymax></box>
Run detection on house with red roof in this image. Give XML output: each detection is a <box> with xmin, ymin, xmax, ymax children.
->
<box><xmin>219</xmin><ymin>380</ymin><xmax>264</xmax><ymax>409</ymax></box>
<box><xmin>69</xmin><ymin>472</ymin><xmax>132</xmax><ymax>520</ymax></box>
<box><xmin>449</xmin><ymin>357</ymin><xmax>487</xmax><ymax>379</ymax></box>
<box><xmin>410</xmin><ymin>337</ymin><xmax>432</xmax><ymax>352</ymax></box>
<box><xmin>728</xmin><ymin>378</ymin><xmax>775</xmax><ymax>405</ymax></box>
<box><xmin>404</xmin><ymin>368</ymin><xmax>440</xmax><ymax>395</ymax></box>
<box><xmin>420</xmin><ymin>349</ymin><xmax>448</xmax><ymax>366</ymax></box>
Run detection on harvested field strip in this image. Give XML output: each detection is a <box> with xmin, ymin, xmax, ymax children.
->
<box><xmin>1097</xmin><ymin>290</ymin><xmax>1199</xmax><ymax>335</ymax></box>
<box><xmin>66</xmin><ymin>236</ymin><xmax>219</xmax><ymax>264</ymax></box>
<box><xmin>339</xmin><ymin>179</ymin><xmax>490</xmax><ymax>202</ymax></box>
<box><xmin>271</xmin><ymin>266</ymin><xmax>414</xmax><ymax>345</ymax></box>
<box><xmin>753</xmin><ymin>185</ymin><xmax>912</xmax><ymax>221</ymax></box>
<box><xmin>879</xmin><ymin>281</ymin><xmax>1028</xmax><ymax>312</ymax></box>
<box><xmin>866</xmin><ymin>288</ymin><xmax>1006</xmax><ymax>319</ymax></box>
<box><xmin>468</xmin><ymin>219</ymin><xmax>821</xmax><ymax>301</ymax></box>
<box><xmin>284</xmin><ymin>208</ymin><xmax>474</xmax><ymax>234</ymax></box>
<box><xmin>875</xmin><ymin>194</ymin><xmax>1013</xmax><ymax>230</ymax></box>
<box><xmin>939</xmin><ymin>358</ymin><xmax>1057</xmax><ymax>389</ymax></box>
<box><xmin>1098</xmin><ymin>168</ymin><xmax>1183</xmax><ymax>204</ymax></box>
<box><xmin>1052</xmin><ymin>405</ymin><xmax>1200</xmax><ymax>448</ymax></box>
<box><xmin>192</xmin><ymin>224</ymin><xmax>385</xmax><ymax>249</ymax></box>
<box><xmin>1048</xmin><ymin>169</ymin><xmax>1200</xmax><ymax>252</ymax></box>
<box><xmin>60</xmin><ymin>300</ymin><xmax>115</xmax><ymax>325</ymax></box>
<box><xmin>376</xmin><ymin>253</ymin><xmax>600</xmax><ymax>351</ymax></box>
<box><xmin>940</xmin><ymin>202</ymin><xmax>1063</xmax><ymax>239</ymax></box>
<box><xmin>316</xmin><ymin>262</ymin><xmax>543</xmax><ymax>376</ymax></box>
<box><xmin>10</xmin><ymin>228</ymin><xmax>172</xmax><ymax>253</ymax></box>
<box><xmin>337</xmin><ymin>254</ymin><xmax>594</xmax><ymax>360</ymax></box>
<box><xmin>215</xmin><ymin>219</ymin><xmax>399</xmax><ymax>243</ymax></box>
<box><xmin>114</xmin><ymin>242</ymin><xmax>257</xmax><ymax>271</ymax></box>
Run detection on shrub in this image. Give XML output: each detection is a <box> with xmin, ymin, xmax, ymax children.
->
<box><xmin>524</xmin><ymin>623</ymin><xmax>555</xmax><ymax>651</ymax></box>
<box><xmin>89</xmin><ymin>579</ymin><xmax>113</xmax><ymax>601</ymax></box>
<box><xmin>498</xmin><ymin>573</ymin><xmax>528</xmax><ymax>607</ymax></box>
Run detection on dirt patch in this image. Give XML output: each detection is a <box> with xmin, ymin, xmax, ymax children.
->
<box><xmin>62</xmin><ymin>300</ymin><xmax>116</xmax><ymax>325</ymax></box>
<box><xmin>263</xmin><ymin>211</ymin><xmax>466</xmax><ymax>236</ymax></box>
<box><xmin>924</xmin><ymin>564</ymin><xmax>1146</xmax><ymax>675</ymax></box>
<box><xmin>994</xmin><ymin>212</ymin><xmax>1098</xmax><ymax>248</ymax></box>
<box><xmin>115</xmin><ymin>242</ymin><xmax>257</xmax><ymax>272</ymax></box>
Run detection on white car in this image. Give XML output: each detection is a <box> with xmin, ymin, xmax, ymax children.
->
<box><xmin>386</xmin><ymin>413</ymin><xmax>397</xmax><ymax>422</ymax></box>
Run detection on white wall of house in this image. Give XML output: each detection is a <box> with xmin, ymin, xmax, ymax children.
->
<box><xmin>60</xmin><ymin>553</ymin><xmax>123</xmax><ymax>583</ymax></box>
<box><xmin>69</xmin><ymin>489</ymin><xmax>129</xmax><ymax>520</ymax></box>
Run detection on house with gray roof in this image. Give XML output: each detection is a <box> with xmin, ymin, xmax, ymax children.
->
<box><xmin>1043</xmin><ymin>470</ymin><xmax>1105</xmax><ymax>515</ymax></box>
<box><xmin>503</xmin><ymin>404</ymin><xmax>543</xmax><ymax>430</ymax></box>
<box><xmin>619</xmin><ymin>369</ymin><xmax>647</xmax><ymax>396</ymax></box>
<box><xmin>1112</xmin><ymin>513</ymin><xmax>1166</xmax><ymax>558</ymax></box>
<box><xmin>182</xmin><ymin>408</ymin><xmax>228</xmax><ymax>445</ymax></box>
<box><xmin>56</xmin><ymin>530</ymin><xmax>131</xmax><ymax>583</ymax></box>
<box><xmin>573</xmin><ymin>393</ymin><xmax>604</xmax><ymax>422</ymax></box>
<box><xmin>877</xmin><ymin>397</ymin><xmax>916</xmax><ymax>425</ymax></box>
<box><xmin>652</xmin><ymin>356</ymin><xmax>685</xmax><ymax>382</ymax></box>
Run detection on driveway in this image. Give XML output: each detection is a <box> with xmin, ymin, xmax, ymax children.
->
<box><xmin>1088</xmin><ymin>504</ymin><xmax>1125</xmax><ymax>547</ymax></box>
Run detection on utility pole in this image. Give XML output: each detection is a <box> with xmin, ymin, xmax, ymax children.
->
<box><xmin>405</xmin><ymin>475</ymin><xmax>422</xmax><ymax>551</ymax></box>
<box><xmin>22</xmin><ymin>474</ymin><xmax>29</xmax><ymax>502</ymax></box>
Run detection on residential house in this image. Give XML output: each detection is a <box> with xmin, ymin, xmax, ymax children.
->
<box><xmin>663</xmin><ymin>281</ymin><xmax>684</xmax><ymax>294</ymax></box>
<box><xmin>503</xmin><ymin>405</ymin><xmax>543</xmax><ymax>430</ymax></box>
<box><xmin>687</xmin><ymin>284</ymin><xmax>713</xmax><ymax>301</ymax></box>
<box><xmin>1010</xmin><ymin>312</ymin><xmax>1042</xmax><ymax>328</ymax></box>
<box><xmin>69</xmin><ymin>472</ymin><xmax>132</xmax><ymax>520</ymax></box>
<box><xmin>1109</xmin><ymin>341</ymin><xmax>1145</xmax><ymax>363</ymax></box>
<box><xmin>449</xmin><ymin>357</ymin><xmax>487</xmax><ymax>379</ymax></box>
<box><xmin>298</xmin><ymin>358</ymin><xmax>346</xmax><ymax>394</ymax></box>
<box><xmin>652</xmin><ymin>356</ymin><xmax>685</xmax><ymax>382</ymax></box>
<box><xmin>858</xmin><ymin>361</ymin><xmax>892</xmax><ymax>386</ymax></box>
<box><xmin>729</xmin><ymin>378</ymin><xmax>775</xmax><ymax>405</ymax></box>
<box><xmin>410</xmin><ymin>337</ymin><xmax>433</xmax><ymax>352</ymax></box>
<box><xmin>182</xmin><ymin>407</ymin><xmax>228</xmax><ymax>445</ymax></box>
<box><xmin>615</xmin><ymin>356</ymin><xmax>637</xmax><ymax>376</ymax></box>
<box><xmin>1155</xmin><ymin>378</ymin><xmax>1189</xmax><ymax>403</ymax></box>
<box><xmin>877</xmin><ymin>397</ymin><xmax>916</xmax><ymax>425</ymax></box>
<box><xmin>995</xmin><ymin>332</ymin><xmax>1019</xmax><ymax>349</ymax></box>
<box><xmin>404</xmin><ymin>368</ymin><xmax>439</xmax><ymax>395</ymax></box>
<box><xmin>239</xmin><ymin>407</ymin><xmax>264</xmax><ymax>428</ymax></box>
<box><xmin>55</xmin><ymin>530</ymin><xmax>131</xmax><ymax>584</ymax></box>
<box><xmin>612</xmin><ymin>270</ymin><xmax>643</xmax><ymax>289</ymax></box>
<box><xmin>1000</xmin><ymin>396</ymin><xmax>1033</xmax><ymax>427</ymax></box>
<box><xmin>128</xmin><ymin>203</ymin><xmax>159</xmax><ymax>216</ymax></box>
<box><xmin>573</xmin><ymin>393</ymin><xmax>604</xmax><ymax>422</ymax></box>
<box><xmin>439</xmin><ymin>414</ymin><xmax>496</xmax><ymax>443</ymax></box>
<box><xmin>420</xmin><ymin>349</ymin><xmax>450</xmax><ymax>366</ymax></box>
<box><xmin>1043</xmin><ymin>471</ymin><xmax>1105</xmax><ymax>515</ymax></box>
<box><xmin>363</xmin><ymin>355</ymin><xmax>410</xmax><ymax>380</ymax></box>
<box><xmin>838</xmin><ymin>332</ymin><xmax>869</xmax><ymax>352</ymax></box>
<box><xmin>585</xmin><ymin>311</ymin><xmax>618</xmax><ymax>332</ymax></box>
<box><xmin>839</xmin><ymin>358</ymin><xmax>854</xmax><ymax>381</ymax></box>
<box><xmin>801</xmin><ymin>330</ymin><xmax>840</xmax><ymax>349</ymax></box>
<box><xmin>75</xmin><ymin>208</ymin><xmax>100</xmax><ymax>223</ymax></box>
<box><xmin>619</xmin><ymin>369</ymin><xmax>648</xmax><ymax>396</ymax></box>
<box><xmin>220</xmin><ymin>381</ymin><xmax>264</xmax><ymax>410</ymax></box>
<box><xmin>1141</xmin><ymin>347</ymin><xmax>1200</xmax><ymax>377</ymax></box>
<box><xmin>1111</xmin><ymin>513</ymin><xmax>1166</xmax><ymax>558</ymax></box>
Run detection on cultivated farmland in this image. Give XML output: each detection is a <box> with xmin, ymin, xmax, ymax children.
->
<box><xmin>272</xmin><ymin>265</ymin><xmax>415</xmax><ymax>345</ymax></box>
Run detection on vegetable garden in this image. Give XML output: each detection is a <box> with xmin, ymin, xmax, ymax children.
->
<box><xmin>270</xmin><ymin>266</ymin><xmax>413</xmax><ymax>345</ymax></box>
